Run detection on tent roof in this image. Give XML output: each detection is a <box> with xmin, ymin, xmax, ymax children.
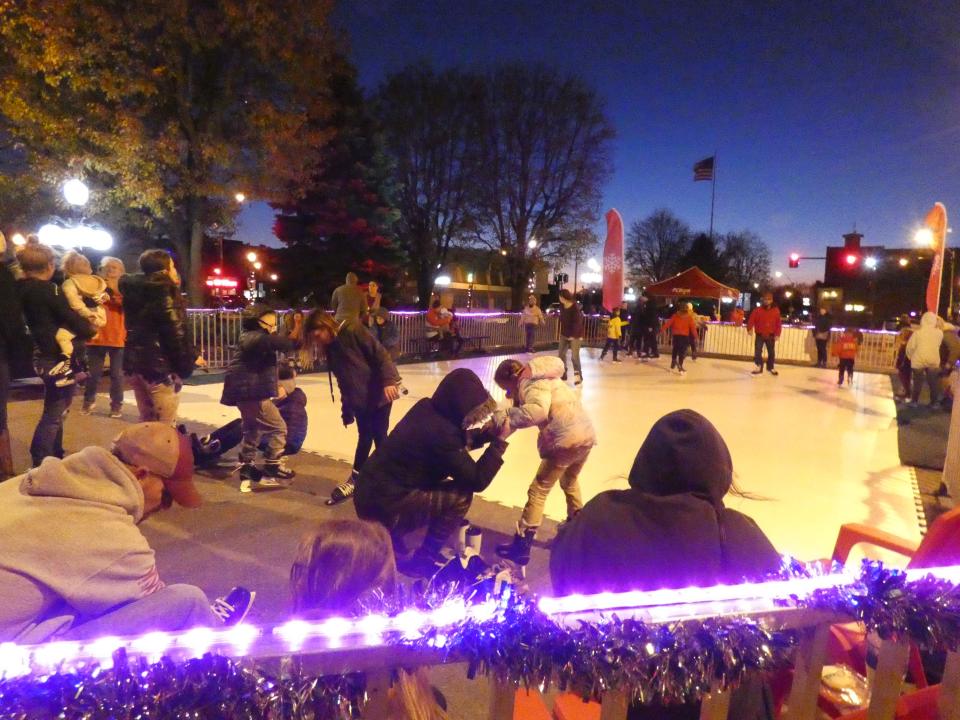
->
<box><xmin>643</xmin><ymin>266</ymin><xmax>740</xmax><ymax>300</ymax></box>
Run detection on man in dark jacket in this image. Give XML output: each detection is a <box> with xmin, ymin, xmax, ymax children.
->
<box><xmin>307</xmin><ymin>311</ymin><xmax>402</xmax><ymax>504</ymax></box>
<box><xmin>813</xmin><ymin>307</ymin><xmax>832</xmax><ymax>368</ymax></box>
<box><xmin>355</xmin><ymin>368</ymin><xmax>511</xmax><ymax>577</ymax></box>
<box><xmin>120</xmin><ymin>249</ymin><xmax>200</xmax><ymax>424</ymax></box>
<box><xmin>550</xmin><ymin>409</ymin><xmax>780</xmax><ymax>720</ymax></box>
<box><xmin>16</xmin><ymin>239</ymin><xmax>96</xmax><ymax>467</ymax></box>
<box><xmin>220</xmin><ymin>306</ymin><xmax>302</xmax><ymax>490</ymax></box>
<box><xmin>0</xmin><ymin>231</ymin><xmax>26</xmax><ymax>477</ymax></box>
<box><xmin>557</xmin><ymin>289</ymin><xmax>585</xmax><ymax>384</ymax></box>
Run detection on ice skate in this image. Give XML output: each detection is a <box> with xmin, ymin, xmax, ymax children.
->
<box><xmin>751</xmin><ymin>365</ymin><xmax>763</xmax><ymax>375</ymax></box>
<box><xmin>237</xmin><ymin>461</ymin><xmax>263</xmax><ymax>493</ymax></box>
<box><xmin>262</xmin><ymin>456</ymin><xmax>296</xmax><ymax>481</ymax></box>
<box><xmin>495</xmin><ymin>524</ymin><xmax>536</xmax><ymax>566</ymax></box>
<box><xmin>326</xmin><ymin>470</ymin><xmax>358</xmax><ymax>506</ymax></box>
<box><xmin>397</xmin><ymin>547</ymin><xmax>445</xmax><ymax>578</ymax></box>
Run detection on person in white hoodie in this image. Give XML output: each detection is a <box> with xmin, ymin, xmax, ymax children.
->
<box><xmin>0</xmin><ymin>423</ymin><xmax>253</xmax><ymax>643</ymax></box>
<box><xmin>493</xmin><ymin>355</ymin><xmax>596</xmax><ymax>566</ymax></box>
<box><xmin>906</xmin><ymin>311</ymin><xmax>945</xmax><ymax>407</ymax></box>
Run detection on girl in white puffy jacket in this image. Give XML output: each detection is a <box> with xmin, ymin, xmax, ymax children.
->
<box><xmin>493</xmin><ymin>355</ymin><xmax>596</xmax><ymax>566</ymax></box>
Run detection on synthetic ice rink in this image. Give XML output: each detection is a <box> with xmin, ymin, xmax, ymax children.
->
<box><xmin>170</xmin><ymin>351</ymin><xmax>921</xmax><ymax>562</ymax></box>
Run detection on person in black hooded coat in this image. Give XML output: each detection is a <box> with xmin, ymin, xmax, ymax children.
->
<box><xmin>354</xmin><ymin>368</ymin><xmax>511</xmax><ymax>578</ymax></box>
<box><xmin>551</xmin><ymin>409</ymin><xmax>780</xmax><ymax>720</ymax></box>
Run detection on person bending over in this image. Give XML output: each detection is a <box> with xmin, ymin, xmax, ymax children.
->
<box><xmin>220</xmin><ymin>306</ymin><xmax>302</xmax><ymax>491</ymax></box>
<box><xmin>354</xmin><ymin>368</ymin><xmax>511</xmax><ymax>578</ymax></box>
<box><xmin>0</xmin><ymin>422</ymin><xmax>253</xmax><ymax>643</ymax></box>
<box><xmin>551</xmin><ymin>409</ymin><xmax>780</xmax><ymax>720</ymax></box>
<box><xmin>493</xmin><ymin>356</ymin><xmax>596</xmax><ymax>566</ymax></box>
<box><xmin>306</xmin><ymin>310</ymin><xmax>401</xmax><ymax>504</ymax></box>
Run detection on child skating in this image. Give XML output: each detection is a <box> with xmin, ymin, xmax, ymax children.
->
<box><xmin>493</xmin><ymin>356</ymin><xmax>596</xmax><ymax>567</ymax></box>
<box><xmin>833</xmin><ymin>327</ymin><xmax>859</xmax><ymax>387</ymax></box>
<box><xmin>664</xmin><ymin>303</ymin><xmax>698</xmax><ymax>375</ymax></box>
<box><xmin>599</xmin><ymin>307</ymin><xmax>626</xmax><ymax>363</ymax></box>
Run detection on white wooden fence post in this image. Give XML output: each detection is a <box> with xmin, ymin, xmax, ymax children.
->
<box><xmin>487</xmin><ymin>676</ymin><xmax>516</xmax><ymax>720</ymax></box>
<box><xmin>938</xmin><ymin>650</ymin><xmax>960</xmax><ymax>720</ymax></box>
<box><xmin>783</xmin><ymin>623</ymin><xmax>830</xmax><ymax>720</ymax></box>
<box><xmin>865</xmin><ymin>638</ymin><xmax>909</xmax><ymax>720</ymax></box>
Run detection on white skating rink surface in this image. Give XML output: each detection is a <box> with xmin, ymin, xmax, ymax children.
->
<box><xmin>172</xmin><ymin>352</ymin><xmax>921</xmax><ymax>562</ymax></box>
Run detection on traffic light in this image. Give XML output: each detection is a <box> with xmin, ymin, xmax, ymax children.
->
<box><xmin>845</xmin><ymin>253</ymin><xmax>859</xmax><ymax>267</ymax></box>
<box><xmin>788</xmin><ymin>252</ymin><xmax>800</xmax><ymax>269</ymax></box>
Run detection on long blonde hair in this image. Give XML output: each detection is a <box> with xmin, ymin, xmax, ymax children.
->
<box><xmin>290</xmin><ymin>521</ymin><xmax>446</xmax><ymax>720</ymax></box>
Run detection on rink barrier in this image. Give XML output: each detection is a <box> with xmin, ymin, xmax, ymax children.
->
<box><xmin>186</xmin><ymin>310</ymin><xmax>899</xmax><ymax>373</ymax></box>
<box><xmin>4</xmin><ymin>566</ymin><xmax>960</xmax><ymax>720</ymax></box>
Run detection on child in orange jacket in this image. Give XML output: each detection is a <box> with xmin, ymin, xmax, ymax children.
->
<box><xmin>664</xmin><ymin>304</ymin><xmax>699</xmax><ymax>374</ymax></box>
<box><xmin>833</xmin><ymin>328</ymin><xmax>859</xmax><ymax>386</ymax></box>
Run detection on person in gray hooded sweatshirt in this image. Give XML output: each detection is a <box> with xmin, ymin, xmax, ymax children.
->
<box><xmin>906</xmin><ymin>311</ymin><xmax>945</xmax><ymax>407</ymax></box>
<box><xmin>550</xmin><ymin>409</ymin><xmax>780</xmax><ymax>720</ymax></box>
<box><xmin>0</xmin><ymin>423</ymin><xmax>253</xmax><ymax>643</ymax></box>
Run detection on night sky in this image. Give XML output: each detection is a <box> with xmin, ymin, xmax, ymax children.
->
<box><xmin>237</xmin><ymin>0</ymin><xmax>960</xmax><ymax>283</ymax></box>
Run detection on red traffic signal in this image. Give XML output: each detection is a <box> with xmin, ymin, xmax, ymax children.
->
<box><xmin>845</xmin><ymin>253</ymin><xmax>859</xmax><ymax>267</ymax></box>
<box><xmin>788</xmin><ymin>253</ymin><xmax>800</xmax><ymax>269</ymax></box>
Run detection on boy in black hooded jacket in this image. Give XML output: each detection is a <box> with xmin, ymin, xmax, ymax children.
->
<box><xmin>354</xmin><ymin>368</ymin><xmax>512</xmax><ymax>578</ymax></box>
<box><xmin>220</xmin><ymin>306</ymin><xmax>302</xmax><ymax>490</ymax></box>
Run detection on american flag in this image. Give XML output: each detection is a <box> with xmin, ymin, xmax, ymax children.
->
<box><xmin>693</xmin><ymin>156</ymin><xmax>714</xmax><ymax>182</ymax></box>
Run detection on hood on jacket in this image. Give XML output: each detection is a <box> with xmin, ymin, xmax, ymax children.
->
<box><xmin>241</xmin><ymin>304</ymin><xmax>275</xmax><ymax>330</ymax></box>
<box><xmin>628</xmin><ymin>409</ymin><xmax>732</xmax><ymax>510</ymax></box>
<box><xmin>120</xmin><ymin>271</ymin><xmax>177</xmax><ymax>298</ymax></box>
<box><xmin>23</xmin><ymin>447</ymin><xmax>144</xmax><ymax>522</ymax></box>
<box><xmin>526</xmin><ymin>355</ymin><xmax>566</xmax><ymax>381</ymax></box>
<box><xmin>431</xmin><ymin>368</ymin><xmax>496</xmax><ymax>429</ymax></box>
<box><xmin>920</xmin><ymin>311</ymin><xmax>939</xmax><ymax>329</ymax></box>
<box><xmin>69</xmin><ymin>274</ymin><xmax>107</xmax><ymax>297</ymax></box>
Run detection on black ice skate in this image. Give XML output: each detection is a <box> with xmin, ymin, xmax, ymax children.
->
<box><xmin>397</xmin><ymin>547</ymin><xmax>445</xmax><ymax>578</ymax></box>
<box><xmin>326</xmin><ymin>470</ymin><xmax>358</xmax><ymax>506</ymax></box>
<box><xmin>495</xmin><ymin>524</ymin><xmax>536</xmax><ymax>566</ymax></box>
<box><xmin>262</xmin><ymin>456</ymin><xmax>296</xmax><ymax>481</ymax></box>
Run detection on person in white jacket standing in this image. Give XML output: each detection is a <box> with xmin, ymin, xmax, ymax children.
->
<box><xmin>493</xmin><ymin>355</ymin><xmax>596</xmax><ymax>565</ymax></box>
<box><xmin>906</xmin><ymin>311</ymin><xmax>945</xmax><ymax>407</ymax></box>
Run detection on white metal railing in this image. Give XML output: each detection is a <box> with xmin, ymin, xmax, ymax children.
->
<box><xmin>187</xmin><ymin>310</ymin><xmax>900</xmax><ymax>373</ymax></box>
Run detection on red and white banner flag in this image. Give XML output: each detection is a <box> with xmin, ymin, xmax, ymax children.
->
<box><xmin>602</xmin><ymin>208</ymin><xmax>624</xmax><ymax>313</ymax></box>
<box><xmin>923</xmin><ymin>202</ymin><xmax>948</xmax><ymax>314</ymax></box>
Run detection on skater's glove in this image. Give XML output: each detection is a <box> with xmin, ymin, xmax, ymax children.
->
<box><xmin>341</xmin><ymin>409</ymin><xmax>355</xmax><ymax>427</ymax></box>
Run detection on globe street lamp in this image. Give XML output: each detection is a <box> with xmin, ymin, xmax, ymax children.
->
<box><xmin>914</xmin><ymin>228</ymin><xmax>934</xmax><ymax>247</ymax></box>
<box><xmin>63</xmin><ymin>179</ymin><xmax>90</xmax><ymax>207</ymax></box>
<box><xmin>246</xmin><ymin>251</ymin><xmax>257</xmax><ymax>263</ymax></box>
<box><xmin>234</xmin><ymin>192</ymin><xmax>246</xmax><ymax>203</ymax></box>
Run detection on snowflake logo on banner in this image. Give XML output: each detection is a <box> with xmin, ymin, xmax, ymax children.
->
<box><xmin>603</xmin><ymin>254</ymin><xmax>622</xmax><ymax>273</ymax></box>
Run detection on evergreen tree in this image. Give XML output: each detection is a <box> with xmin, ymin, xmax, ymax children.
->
<box><xmin>273</xmin><ymin>59</ymin><xmax>401</xmax><ymax>306</ymax></box>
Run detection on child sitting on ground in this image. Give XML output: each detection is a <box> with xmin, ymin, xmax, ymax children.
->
<box><xmin>55</xmin><ymin>250</ymin><xmax>109</xmax><ymax>384</ymax></box>
<box><xmin>833</xmin><ymin>327</ymin><xmax>859</xmax><ymax>386</ymax></box>
<box><xmin>220</xmin><ymin>306</ymin><xmax>302</xmax><ymax>492</ymax></box>
<box><xmin>290</xmin><ymin>520</ymin><xmax>447</xmax><ymax>719</ymax></box>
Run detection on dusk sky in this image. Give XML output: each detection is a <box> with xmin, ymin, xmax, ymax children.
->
<box><xmin>237</xmin><ymin>1</ymin><xmax>960</xmax><ymax>283</ymax></box>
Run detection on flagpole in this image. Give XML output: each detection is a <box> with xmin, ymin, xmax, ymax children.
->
<box><xmin>709</xmin><ymin>153</ymin><xmax>717</xmax><ymax>241</ymax></box>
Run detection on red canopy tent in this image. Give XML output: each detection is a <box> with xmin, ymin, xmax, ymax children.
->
<box><xmin>643</xmin><ymin>266</ymin><xmax>740</xmax><ymax>300</ymax></box>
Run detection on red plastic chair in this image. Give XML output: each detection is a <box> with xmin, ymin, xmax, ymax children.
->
<box><xmin>836</xmin><ymin>685</ymin><xmax>940</xmax><ymax>720</ymax></box>
<box><xmin>552</xmin><ymin>693</ymin><xmax>600</xmax><ymax>720</ymax></box>
<box><xmin>822</xmin><ymin>507</ymin><xmax>960</xmax><ymax>717</ymax></box>
<box><xmin>515</xmin><ymin>688</ymin><xmax>552</xmax><ymax>720</ymax></box>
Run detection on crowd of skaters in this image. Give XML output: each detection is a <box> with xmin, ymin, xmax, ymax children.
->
<box><xmin>2</xmin><ymin>231</ymin><xmax>960</xmax><ymax>717</ymax></box>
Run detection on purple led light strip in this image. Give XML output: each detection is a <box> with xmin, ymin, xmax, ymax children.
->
<box><xmin>3</xmin><ymin>566</ymin><xmax>958</xmax><ymax>680</ymax></box>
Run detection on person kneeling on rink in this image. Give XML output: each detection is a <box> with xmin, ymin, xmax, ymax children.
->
<box><xmin>0</xmin><ymin>423</ymin><xmax>254</xmax><ymax>643</ymax></box>
<box><xmin>194</xmin><ymin>362</ymin><xmax>307</xmax><ymax>466</ymax></box>
<box><xmin>354</xmin><ymin>368</ymin><xmax>512</xmax><ymax>578</ymax></box>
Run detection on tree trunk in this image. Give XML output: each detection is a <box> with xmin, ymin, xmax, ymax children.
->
<box><xmin>416</xmin><ymin>265</ymin><xmax>434</xmax><ymax>310</ymax></box>
<box><xmin>187</xmin><ymin>217</ymin><xmax>204</xmax><ymax>306</ymax></box>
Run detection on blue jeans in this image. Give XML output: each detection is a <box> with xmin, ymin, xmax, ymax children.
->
<box><xmin>84</xmin><ymin>346</ymin><xmax>124</xmax><ymax>410</ymax></box>
<box><xmin>45</xmin><ymin>585</ymin><xmax>219</xmax><ymax>642</ymax></box>
<box><xmin>30</xmin><ymin>358</ymin><xmax>75</xmax><ymax>467</ymax></box>
<box><xmin>754</xmin><ymin>335</ymin><xmax>776</xmax><ymax>370</ymax></box>
<box><xmin>558</xmin><ymin>337</ymin><xmax>582</xmax><ymax>376</ymax></box>
<box><xmin>524</xmin><ymin>324</ymin><xmax>537</xmax><ymax>352</ymax></box>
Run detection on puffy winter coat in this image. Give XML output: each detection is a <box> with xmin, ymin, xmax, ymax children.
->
<box><xmin>62</xmin><ymin>274</ymin><xmax>107</xmax><ymax>329</ymax></box>
<box><xmin>521</xmin><ymin>304</ymin><xmax>545</xmax><ymax>326</ymax></box>
<box><xmin>832</xmin><ymin>332</ymin><xmax>858</xmax><ymax>360</ymax></box>
<box><xmin>355</xmin><ymin>369</ymin><xmax>507</xmax><ymax>519</ymax></box>
<box><xmin>506</xmin><ymin>356</ymin><xmax>595</xmax><ymax>458</ymax></box>
<box><xmin>119</xmin><ymin>272</ymin><xmax>196</xmax><ymax>381</ymax></box>
<box><xmin>747</xmin><ymin>304</ymin><xmax>782</xmax><ymax>337</ymax></box>
<box><xmin>664</xmin><ymin>311</ymin><xmax>698</xmax><ymax>338</ymax></box>
<box><xmin>906</xmin><ymin>312</ymin><xmax>945</xmax><ymax>369</ymax></box>
<box><xmin>221</xmin><ymin>324</ymin><xmax>300</xmax><ymax>406</ymax></box>
<box><xmin>326</xmin><ymin>319</ymin><xmax>401</xmax><ymax>414</ymax></box>
<box><xmin>276</xmin><ymin>387</ymin><xmax>308</xmax><ymax>453</ymax></box>
<box><xmin>17</xmin><ymin>278</ymin><xmax>95</xmax><ymax>363</ymax></box>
